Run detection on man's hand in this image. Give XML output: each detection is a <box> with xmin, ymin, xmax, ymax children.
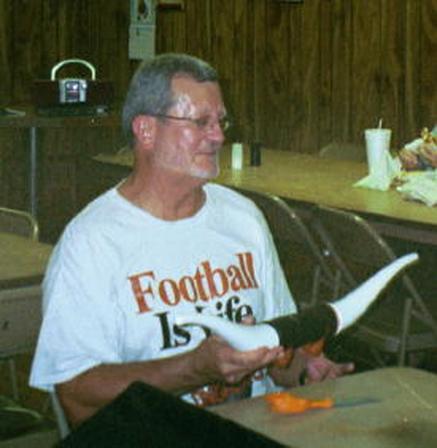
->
<box><xmin>193</xmin><ymin>334</ymin><xmax>284</xmax><ymax>385</ymax></box>
<box><xmin>302</xmin><ymin>350</ymin><xmax>354</xmax><ymax>384</ymax></box>
<box><xmin>268</xmin><ymin>347</ymin><xmax>354</xmax><ymax>387</ymax></box>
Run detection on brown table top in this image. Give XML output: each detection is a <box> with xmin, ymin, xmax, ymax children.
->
<box><xmin>211</xmin><ymin>367</ymin><xmax>437</xmax><ymax>448</ymax></box>
<box><xmin>0</xmin><ymin>233</ymin><xmax>52</xmax><ymax>288</ymax></box>
<box><xmin>94</xmin><ymin>147</ymin><xmax>437</xmax><ymax>244</ymax></box>
<box><xmin>217</xmin><ymin>149</ymin><xmax>436</xmax><ymax>226</ymax></box>
<box><xmin>0</xmin><ymin>106</ymin><xmax>120</xmax><ymax>128</ymax></box>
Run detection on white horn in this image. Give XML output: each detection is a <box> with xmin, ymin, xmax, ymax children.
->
<box><xmin>175</xmin><ymin>314</ymin><xmax>280</xmax><ymax>351</ymax></box>
<box><xmin>330</xmin><ymin>252</ymin><xmax>418</xmax><ymax>332</ymax></box>
<box><xmin>176</xmin><ymin>253</ymin><xmax>419</xmax><ymax>351</ymax></box>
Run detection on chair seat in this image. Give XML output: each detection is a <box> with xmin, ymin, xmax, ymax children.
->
<box><xmin>353</xmin><ymin>308</ymin><xmax>435</xmax><ymax>352</ymax></box>
<box><xmin>352</xmin><ymin>324</ymin><xmax>437</xmax><ymax>354</ymax></box>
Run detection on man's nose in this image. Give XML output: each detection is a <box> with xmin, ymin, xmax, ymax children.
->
<box><xmin>207</xmin><ymin>121</ymin><xmax>226</xmax><ymax>143</ymax></box>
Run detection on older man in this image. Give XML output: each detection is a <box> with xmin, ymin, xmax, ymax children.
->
<box><xmin>30</xmin><ymin>53</ymin><xmax>352</xmax><ymax>428</ymax></box>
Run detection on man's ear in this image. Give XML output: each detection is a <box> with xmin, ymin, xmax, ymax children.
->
<box><xmin>132</xmin><ymin>115</ymin><xmax>156</xmax><ymax>147</ymax></box>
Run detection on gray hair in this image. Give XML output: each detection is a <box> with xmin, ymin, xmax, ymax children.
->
<box><xmin>121</xmin><ymin>53</ymin><xmax>218</xmax><ymax>145</ymax></box>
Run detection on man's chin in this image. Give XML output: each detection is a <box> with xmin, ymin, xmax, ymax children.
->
<box><xmin>192</xmin><ymin>165</ymin><xmax>220</xmax><ymax>180</ymax></box>
<box><xmin>192</xmin><ymin>153</ymin><xmax>220</xmax><ymax>179</ymax></box>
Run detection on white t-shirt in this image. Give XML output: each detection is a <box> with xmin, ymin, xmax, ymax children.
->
<box><xmin>30</xmin><ymin>183</ymin><xmax>296</xmax><ymax>404</ymax></box>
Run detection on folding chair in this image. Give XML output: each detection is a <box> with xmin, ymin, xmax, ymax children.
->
<box><xmin>0</xmin><ymin>207</ymin><xmax>40</xmax><ymax>402</ymax></box>
<box><xmin>0</xmin><ymin>286</ymin><xmax>61</xmax><ymax>444</ymax></box>
<box><xmin>232</xmin><ymin>188</ymin><xmax>336</xmax><ymax>308</ymax></box>
<box><xmin>311</xmin><ymin>204</ymin><xmax>437</xmax><ymax>367</ymax></box>
<box><xmin>0</xmin><ymin>207</ymin><xmax>39</xmax><ymax>241</ymax></box>
<box><xmin>0</xmin><ymin>285</ymin><xmax>43</xmax><ymax>401</ymax></box>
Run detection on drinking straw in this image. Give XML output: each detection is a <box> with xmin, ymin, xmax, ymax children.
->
<box><xmin>378</xmin><ymin>118</ymin><xmax>383</xmax><ymax>129</ymax></box>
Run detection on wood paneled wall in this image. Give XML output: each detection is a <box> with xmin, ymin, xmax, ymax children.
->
<box><xmin>1</xmin><ymin>0</ymin><xmax>436</xmax><ymax>151</ymax></box>
<box><xmin>0</xmin><ymin>0</ymin><xmax>436</xmax><ymax>241</ymax></box>
<box><xmin>1</xmin><ymin>0</ymin><xmax>436</xmax><ymax>152</ymax></box>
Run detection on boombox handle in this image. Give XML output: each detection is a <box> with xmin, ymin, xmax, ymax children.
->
<box><xmin>51</xmin><ymin>59</ymin><xmax>96</xmax><ymax>81</ymax></box>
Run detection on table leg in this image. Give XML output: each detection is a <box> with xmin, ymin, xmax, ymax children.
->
<box><xmin>29</xmin><ymin>126</ymin><xmax>37</xmax><ymax>217</ymax></box>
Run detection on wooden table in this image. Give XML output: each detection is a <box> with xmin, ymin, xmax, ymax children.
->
<box><xmin>0</xmin><ymin>233</ymin><xmax>52</xmax><ymax>288</ymax></box>
<box><xmin>211</xmin><ymin>367</ymin><xmax>437</xmax><ymax>448</ymax></box>
<box><xmin>93</xmin><ymin>147</ymin><xmax>437</xmax><ymax>246</ymax></box>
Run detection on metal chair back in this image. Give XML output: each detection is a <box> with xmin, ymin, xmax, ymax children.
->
<box><xmin>233</xmin><ymin>188</ymin><xmax>336</xmax><ymax>308</ymax></box>
<box><xmin>0</xmin><ymin>207</ymin><xmax>39</xmax><ymax>241</ymax></box>
<box><xmin>312</xmin><ymin>204</ymin><xmax>437</xmax><ymax>366</ymax></box>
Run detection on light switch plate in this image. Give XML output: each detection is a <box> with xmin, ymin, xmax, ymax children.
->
<box><xmin>129</xmin><ymin>0</ymin><xmax>156</xmax><ymax>60</ymax></box>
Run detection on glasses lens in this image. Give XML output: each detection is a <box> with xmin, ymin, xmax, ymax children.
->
<box><xmin>157</xmin><ymin>115</ymin><xmax>231</xmax><ymax>133</ymax></box>
<box><xmin>193</xmin><ymin>116</ymin><xmax>230</xmax><ymax>132</ymax></box>
<box><xmin>193</xmin><ymin>117</ymin><xmax>210</xmax><ymax>129</ymax></box>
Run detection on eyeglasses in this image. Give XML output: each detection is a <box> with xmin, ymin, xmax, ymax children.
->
<box><xmin>150</xmin><ymin>114</ymin><xmax>231</xmax><ymax>132</ymax></box>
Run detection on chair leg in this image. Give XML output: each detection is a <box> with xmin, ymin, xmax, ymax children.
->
<box><xmin>51</xmin><ymin>391</ymin><xmax>71</xmax><ymax>439</ymax></box>
<box><xmin>41</xmin><ymin>393</ymin><xmax>53</xmax><ymax>415</ymax></box>
<box><xmin>398</xmin><ymin>298</ymin><xmax>413</xmax><ymax>366</ymax></box>
<box><xmin>309</xmin><ymin>266</ymin><xmax>321</xmax><ymax>307</ymax></box>
<box><xmin>333</xmin><ymin>269</ymin><xmax>342</xmax><ymax>298</ymax></box>
<box><xmin>7</xmin><ymin>358</ymin><xmax>20</xmax><ymax>401</ymax></box>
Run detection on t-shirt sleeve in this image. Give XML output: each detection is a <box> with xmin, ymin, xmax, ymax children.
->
<box><xmin>30</xmin><ymin>224</ymin><xmax>124</xmax><ymax>391</ymax></box>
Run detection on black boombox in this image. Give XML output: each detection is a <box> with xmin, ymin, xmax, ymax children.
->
<box><xmin>32</xmin><ymin>59</ymin><xmax>114</xmax><ymax>116</ymax></box>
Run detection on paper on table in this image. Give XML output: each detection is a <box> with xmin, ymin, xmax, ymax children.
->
<box><xmin>354</xmin><ymin>152</ymin><xmax>402</xmax><ymax>191</ymax></box>
<box><xmin>396</xmin><ymin>171</ymin><xmax>437</xmax><ymax>207</ymax></box>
